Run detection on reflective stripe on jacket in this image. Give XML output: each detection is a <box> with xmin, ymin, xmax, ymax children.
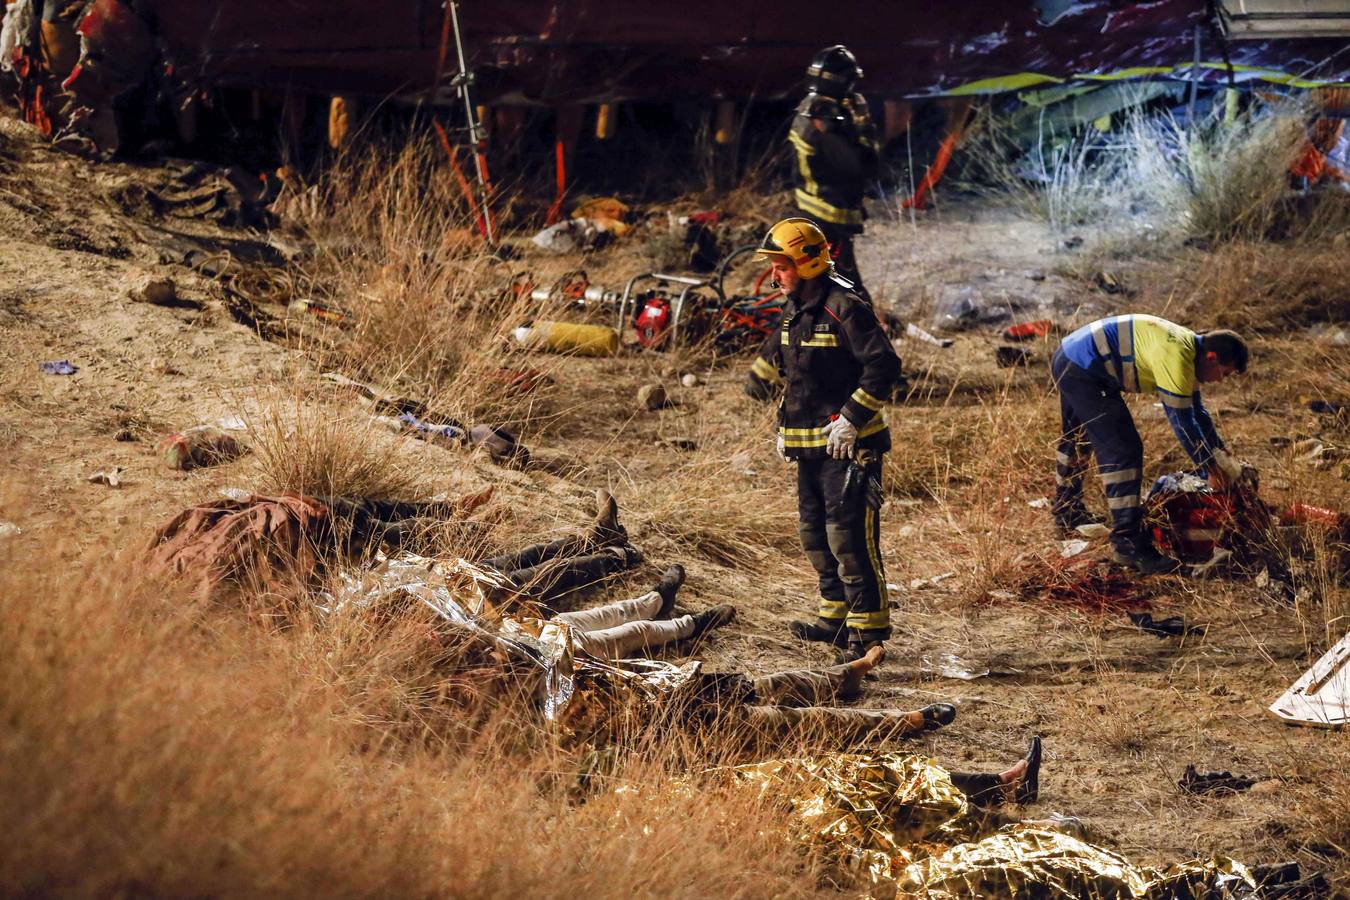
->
<box><xmin>789</xmin><ymin>93</ymin><xmax>878</xmax><ymax>230</ymax></box>
<box><xmin>1060</xmin><ymin>314</ymin><xmax>1224</xmax><ymax>467</ymax></box>
<box><xmin>755</xmin><ymin>275</ymin><xmax>900</xmax><ymax>460</ymax></box>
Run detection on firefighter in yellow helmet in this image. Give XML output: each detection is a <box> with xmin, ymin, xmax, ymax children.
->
<box><xmin>748</xmin><ymin>217</ymin><xmax>901</xmax><ymax>659</ymax></box>
<box><xmin>789</xmin><ymin>45</ymin><xmax>880</xmax><ymax>301</ymax></box>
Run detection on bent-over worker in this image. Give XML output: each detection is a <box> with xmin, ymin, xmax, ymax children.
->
<box><xmin>1051</xmin><ymin>314</ymin><xmax>1250</xmax><ymax>574</ymax></box>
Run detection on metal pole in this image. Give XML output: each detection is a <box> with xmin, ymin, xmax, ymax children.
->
<box><xmin>1186</xmin><ymin>23</ymin><xmax>1201</xmax><ymax>131</ymax></box>
<box><xmin>448</xmin><ymin>1</ymin><xmax>497</xmax><ymax>244</ymax></box>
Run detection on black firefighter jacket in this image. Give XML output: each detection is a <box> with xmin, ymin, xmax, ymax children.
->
<box><xmin>789</xmin><ymin>92</ymin><xmax>880</xmax><ymax>231</ymax></box>
<box><xmin>751</xmin><ymin>276</ymin><xmax>900</xmax><ymax>461</ymax></box>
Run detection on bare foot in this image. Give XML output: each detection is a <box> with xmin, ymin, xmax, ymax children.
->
<box><xmin>839</xmin><ymin>643</ymin><xmax>886</xmax><ymax>696</ymax></box>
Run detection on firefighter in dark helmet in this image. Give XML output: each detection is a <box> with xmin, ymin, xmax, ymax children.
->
<box><xmin>788</xmin><ymin>44</ymin><xmax>879</xmax><ymax>301</ymax></box>
<box><xmin>749</xmin><ymin>217</ymin><xmax>901</xmax><ymax>660</ymax></box>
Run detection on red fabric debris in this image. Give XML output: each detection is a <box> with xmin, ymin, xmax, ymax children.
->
<box><xmin>1002</xmin><ymin>320</ymin><xmax>1054</xmax><ymax>341</ymax></box>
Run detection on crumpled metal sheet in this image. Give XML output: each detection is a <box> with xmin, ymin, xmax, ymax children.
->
<box><xmin>325</xmin><ymin>552</ymin><xmax>698</xmax><ymax>737</ymax></box>
<box><xmin>898</xmin><ymin>827</ymin><xmax>1255</xmax><ymax>899</ymax></box>
<box><xmin>727</xmin><ymin>752</ymin><xmax>1257</xmax><ymax>899</ymax></box>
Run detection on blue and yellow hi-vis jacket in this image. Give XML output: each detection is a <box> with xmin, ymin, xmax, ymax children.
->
<box><xmin>1060</xmin><ymin>314</ymin><xmax>1225</xmax><ymax>467</ymax></box>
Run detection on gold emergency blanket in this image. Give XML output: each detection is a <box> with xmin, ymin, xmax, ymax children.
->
<box><xmin>729</xmin><ymin>753</ymin><xmax>1257</xmax><ymax>899</ymax></box>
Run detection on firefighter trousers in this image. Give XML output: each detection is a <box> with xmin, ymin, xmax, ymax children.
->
<box><xmin>1051</xmin><ymin>348</ymin><xmax>1146</xmax><ymax>553</ymax></box>
<box><xmin>796</xmin><ymin>455</ymin><xmax>890</xmax><ymax>644</ymax></box>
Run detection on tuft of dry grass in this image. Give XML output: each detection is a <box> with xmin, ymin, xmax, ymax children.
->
<box><xmin>248</xmin><ymin>391</ymin><xmax>431</xmax><ymax>500</ymax></box>
<box><xmin>0</xmin><ymin>505</ymin><xmax>820</xmax><ymax>898</ymax></box>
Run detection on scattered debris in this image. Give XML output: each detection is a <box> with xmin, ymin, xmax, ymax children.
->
<box><xmin>1075</xmin><ymin>523</ymin><xmax>1110</xmax><ymax>539</ymax></box>
<box><xmin>680</xmin><ymin>373</ymin><xmax>699</xmax><ymax>388</ymax></box>
<box><xmin>39</xmin><ymin>360</ymin><xmax>78</xmax><ymax>376</ymax></box>
<box><xmin>571</xmin><ymin>197</ymin><xmax>630</xmax><ymax>236</ymax></box>
<box><xmin>996</xmin><ymin>345</ymin><xmax>1033</xmax><ymax>367</ymax></box>
<box><xmin>1023</xmin><ymin>268</ymin><xmax>1046</xmax><ymax>281</ymax></box>
<box><xmin>1251</xmin><ymin>860</ymin><xmax>1332</xmax><ymax>899</ymax></box>
<box><xmin>531</xmin><ymin>218</ymin><xmax>611</xmax><ymax>253</ymax></box>
<box><xmin>1027</xmin><ymin>497</ymin><xmax>1050</xmax><ymax>509</ymax></box>
<box><xmin>1308</xmin><ymin>400</ymin><xmax>1345</xmax><ymax>416</ymax></box>
<box><xmin>219</xmin><ymin>487</ymin><xmax>252</xmax><ymax>502</ymax></box>
<box><xmin>1062</xmin><ymin>236</ymin><xmax>1084</xmax><ymax>249</ymax></box>
<box><xmin>904</xmin><ymin>322</ymin><xmax>954</xmax><ymax>348</ymax></box>
<box><xmin>158</xmin><ymin>425</ymin><xmax>247</xmax><ymax>471</ymax></box>
<box><xmin>379</xmin><ymin>412</ymin><xmax>467</xmax><ymax>449</ymax></box>
<box><xmin>513</xmin><ymin>320</ymin><xmax>619</xmax><ymax>357</ymax></box>
<box><xmin>909</xmin><ymin>571</ymin><xmax>957</xmax><ymax>590</ymax></box>
<box><xmin>469</xmin><ymin>424</ymin><xmax>530</xmax><ymax>467</ymax></box>
<box><xmin>1268</xmin><ymin>630</ymin><xmax>1349</xmax><ymax>728</ymax></box>
<box><xmin>0</xmin><ymin>522</ymin><xmax>20</xmax><ymax>539</ymax></box>
<box><xmin>216</xmin><ymin>415</ymin><xmax>247</xmax><ymax>431</ymax></box>
<box><xmin>87</xmin><ymin>466</ymin><xmax>125</xmax><ymax>488</ymax></box>
<box><xmin>660</xmin><ymin>437</ymin><xmax>698</xmax><ymax>452</ymax></box>
<box><xmin>1002</xmin><ymin>320</ymin><xmax>1055</xmax><ymax>341</ymax></box>
<box><xmin>1093</xmin><ymin>271</ymin><xmax>1128</xmax><ymax>295</ymax></box>
<box><xmin>637</xmin><ymin>383</ymin><xmax>670</xmax><ymax>411</ymax></box>
<box><xmin>1178</xmin><ymin>764</ymin><xmax>1257</xmax><ymax>796</ymax></box>
<box><xmin>920</xmin><ymin>652</ymin><xmax>992</xmax><ymax>681</ymax></box>
<box><xmin>1128</xmin><ymin>612</ymin><xmax>1206</xmax><ymax>639</ymax></box>
<box><xmin>291</xmin><ymin>298</ymin><xmax>352</xmax><ymax>325</ymax></box>
<box><xmin>1059</xmin><ymin>538</ymin><xmax>1090</xmax><ymax>558</ymax></box>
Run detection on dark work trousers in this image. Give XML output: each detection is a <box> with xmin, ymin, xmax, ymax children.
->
<box><xmin>480</xmin><ymin>536</ymin><xmax>637</xmax><ymax>607</ymax></box>
<box><xmin>796</xmin><ymin>456</ymin><xmax>890</xmax><ymax>644</ymax></box>
<box><xmin>816</xmin><ymin>221</ymin><xmax>870</xmax><ymax>303</ymax></box>
<box><xmin>1050</xmin><ymin>348</ymin><xmax>1146</xmax><ymax>554</ymax></box>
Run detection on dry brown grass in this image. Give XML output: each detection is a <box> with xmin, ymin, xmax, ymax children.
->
<box><xmin>0</xmin><ymin>504</ymin><xmax>820</xmax><ymax>897</ymax></box>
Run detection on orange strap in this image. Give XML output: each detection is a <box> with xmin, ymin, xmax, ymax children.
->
<box><xmin>433</xmin><ymin>120</ymin><xmax>489</xmax><ymax>240</ymax></box>
<box><xmin>901</xmin><ymin>99</ymin><xmax>973</xmax><ymax>211</ymax></box>
<box><xmin>546</xmin><ymin>139</ymin><xmax>567</xmax><ymax>225</ymax></box>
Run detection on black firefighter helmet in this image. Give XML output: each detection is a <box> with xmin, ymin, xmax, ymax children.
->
<box><xmin>806</xmin><ymin>45</ymin><xmax>862</xmax><ymax>98</ymax></box>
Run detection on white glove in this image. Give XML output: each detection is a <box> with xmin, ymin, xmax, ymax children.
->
<box><xmin>776</xmin><ymin>434</ymin><xmax>788</xmax><ymax>462</ymax></box>
<box><xmin>1210</xmin><ymin>448</ymin><xmax>1243</xmax><ymax>483</ymax></box>
<box><xmin>823</xmin><ymin>416</ymin><xmax>858</xmax><ymax>460</ymax></box>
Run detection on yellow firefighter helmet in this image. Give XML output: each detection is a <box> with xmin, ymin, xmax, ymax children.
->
<box><xmin>755</xmin><ymin>217</ymin><xmax>832</xmax><ymax>279</ymax></box>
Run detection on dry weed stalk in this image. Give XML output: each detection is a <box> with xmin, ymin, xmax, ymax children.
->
<box><xmin>0</xmin><ymin>508</ymin><xmax>819</xmax><ymax>897</ymax></box>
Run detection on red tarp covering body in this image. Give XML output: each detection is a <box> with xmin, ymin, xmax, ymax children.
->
<box><xmin>143</xmin><ymin>1</ymin><xmax>1350</xmax><ymax>104</ymax></box>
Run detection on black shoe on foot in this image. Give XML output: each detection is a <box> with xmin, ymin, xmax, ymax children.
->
<box><xmin>690</xmin><ymin>604</ymin><xmax>736</xmax><ymax>640</ymax></box>
<box><xmin>589</xmin><ymin>489</ymin><xmax>627</xmax><ymax>546</ymax></box>
<box><xmin>654</xmin><ymin>564</ymin><xmax>686</xmax><ymax>618</ymax></box>
<box><xmin>1111</xmin><ymin>545</ymin><xmax>1179</xmax><ymax>575</ymax></box>
<box><xmin>1016</xmin><ymin>735</ymin><xmax>1042</xmax><ymax>804</ymax></box>
<box><xmin>920</xmin><ymin>703</ymin><xmax>957</xmax><ymax>730</ymax></box>
<box><xmin>1053</xmin><ymin>504</ymin><xmax>1105</xmax><ymax>533</ymax></box>
<box><xmin>789</xmin><ymin>619</ymin><xmax>848</xmax><ymax>649</ymax></box>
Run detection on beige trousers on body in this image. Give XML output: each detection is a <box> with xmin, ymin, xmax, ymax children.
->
<box><xmin>552</xmin><ymin>590</ymin><xmax>695</xmax><ymax>659</ymax></box>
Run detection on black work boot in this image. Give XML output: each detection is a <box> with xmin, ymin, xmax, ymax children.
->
<box><xmin>1110</xmin><ymin>523</ymin><xmax>1178</xmax><ymax>575</ymax></box>
<box><xmin>689</xmin><ymin>604</ymin><xmax>736</xmax><ymax>640</ymax></box>
<box><xmin>654</xmin><ymin>564</ymin><xmax>686</xmax><ymax>618</ymax></box>
<box><xmin>589</xmin><ymin>489</ymin><xmax>628</xmax><ymax>547</ymax></box>
<box><xmin>789</xmin><ymin>618</ymin><xmax>848</xmax><ymax>649</ymax></box>
<box><xmin>1052</xmin><ymin>487</ymin><xmax>1104</xmax><ymax>533</ymax></box>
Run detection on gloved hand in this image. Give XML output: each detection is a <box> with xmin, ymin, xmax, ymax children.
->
<box><xmin>823</xmin><ymin>416</ymin><xmax>858</xmax><ymax>459</ymax></box>
<box><xmin>1209</xmin><ymin>448</ymin><xmax>1247</xmax><ymax>488</ymax></box>
<box><xmin>776</xmin><ymin>433</ymin><xmax>788</xmax><ymax>463</ymax></box>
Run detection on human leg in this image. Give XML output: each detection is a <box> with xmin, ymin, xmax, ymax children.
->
<box><xmin>553</xmin><ymin>590</ymin><xmax>663</xmax><ymax>633</ymax></box>
<box><xmin>510</xmin><ymin>545</ymin><xmax>643</xmax><ymax>604</ymax></box>
<box><xmin>819</xmin><ymin>456</ymin><xmax>890</xmax><ymax>649</ymax></box>
<box><xmin>739</xmin><ymin>700</ymin><xmax>953</xmax><ymax>746</ymax></box>
<box><xmin>1049</xmin><ymin>351</ymin><xmax>1100</xmax><ymax>529</ymax></box>
<box><xmin>572</xmin><ymin>614</ymin><xmax>696</xmax><ymax>659</ymax></box>
<box><xmin>791</xmin><ymin>458</ymin><xmax>849</xmax><ymax>647</ymax></box>
<box><xmin>751</xmin><ymin>644</ymin><xmax>885</xmax><ymax>707</ymax></box>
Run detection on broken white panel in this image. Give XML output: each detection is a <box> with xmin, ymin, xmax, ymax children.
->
<box><xmin>1218</xmin><ymin>0</ymin><xmax>1350</xmax><ymax>39</ymax></box>
<box><xmin>1268</xmin><ymin>631</ymin><xmax>1350</xmax><ymax>728</ymax></box>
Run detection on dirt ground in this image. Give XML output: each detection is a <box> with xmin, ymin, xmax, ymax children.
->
<box><xmin>1</xmin><ymin>111</ymin><xmax>1347</xmax><ymax>891</ymax></box>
